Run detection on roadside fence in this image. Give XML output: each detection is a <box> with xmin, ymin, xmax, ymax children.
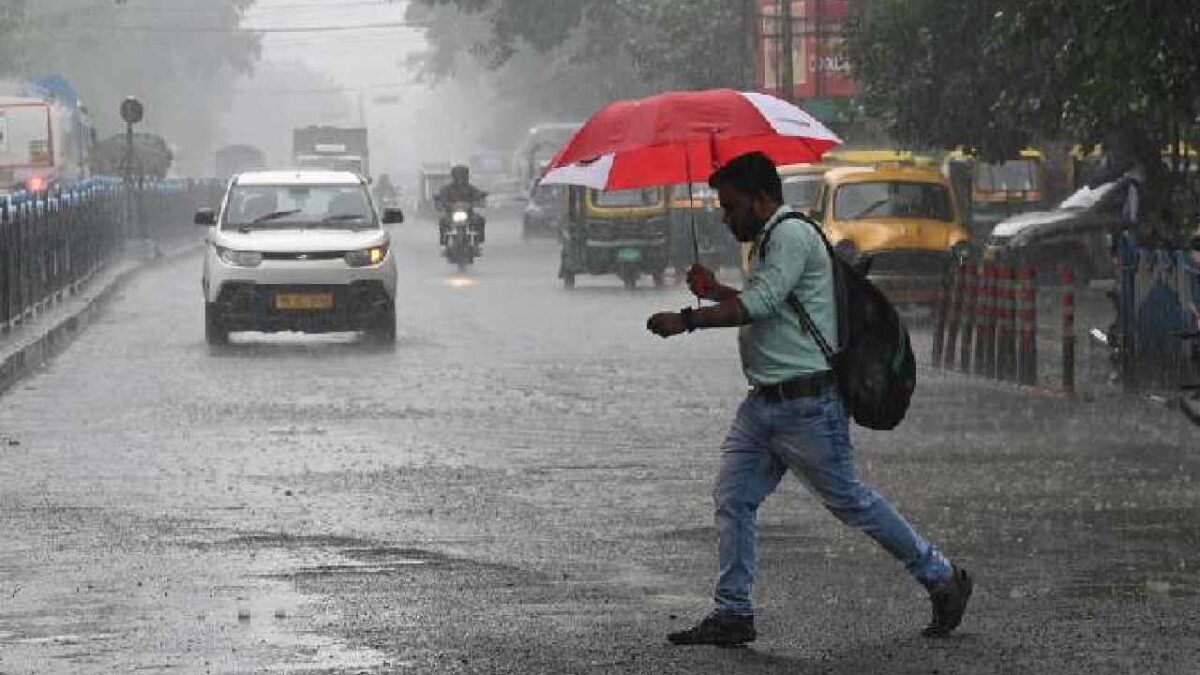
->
<box><xmin>1115</xmin><ymin>241</ymin><xmax>1200</xmax><ymax>391</ymax></box>
<box><xmin>1</xmin><ymin>178</ymin><xmax>222</xmax><ymax>334</ymax></box>
<box><xmin>932</xmin><ymin>259</ymin><xmax>1081</xmax><ymax>394</ymax></box>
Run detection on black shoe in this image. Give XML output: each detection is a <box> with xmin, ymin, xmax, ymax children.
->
<box><xmin>923</xmin><ymin>566</ymin><xmax>973</xmax><ymax>637</ymax></box>
<box><xmin>667</xmin><ymin>612</ymin><xmax>756</xmax><ymax>646</ymax></box>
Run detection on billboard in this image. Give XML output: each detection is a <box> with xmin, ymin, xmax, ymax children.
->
<box><xmin>756</xmin><ymin>0</ymin><xmax>858</xmax><ymax>100</ymax></box>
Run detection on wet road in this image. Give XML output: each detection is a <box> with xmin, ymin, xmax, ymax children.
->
<box><xmin>0</xmin><ymin>214</ymin><xmax>1197</xmax><ymax>674</ymax></box>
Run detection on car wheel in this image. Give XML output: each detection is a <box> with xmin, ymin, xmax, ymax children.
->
<box><xmin>205</xmin><ymin>303</ymin><xmax>228</xmax><ymax>347</ymax></box>
<box><xmin>367</xmin><ymin>303</ymin><xmax>397</xmax><ymax>346</ymax></box>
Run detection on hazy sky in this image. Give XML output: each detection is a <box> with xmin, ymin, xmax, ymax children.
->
<box><xmin>221</xmin><ymin>0</ymin><xmax>453</xmax><ymax>179</ymax></box>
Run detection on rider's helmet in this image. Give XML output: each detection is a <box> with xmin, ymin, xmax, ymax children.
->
<box><xmin>451</xmin><ymin>164</ymin><xmax>469</xmax><ymax>184</ymax></box>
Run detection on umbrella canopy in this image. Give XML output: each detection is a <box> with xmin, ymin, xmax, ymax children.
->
<box><xmin>541</xmin><ymin>89</ymin><xmax>841</xmax><ymax>191</ymax></box>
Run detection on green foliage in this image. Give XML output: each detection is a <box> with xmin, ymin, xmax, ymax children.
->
<box><xmin>406</xmin><ymin>0</ymin><xmax>755</xmax><ymax>103</ymax></box>
<box><xmin>1</xmin><ymin>0</ymin><xmax>261</xmax><ymax>174</ymax></box>
<box><xmin>849</xmin><ymin>0</ymin><xmax>1200</xmax><ymax>233</ymax></box>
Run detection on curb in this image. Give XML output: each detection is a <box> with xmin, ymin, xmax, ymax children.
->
<box><xmin>0</xmin><ymin>241</ymin><xmax>203</xmax><ymax>398</ymax></box>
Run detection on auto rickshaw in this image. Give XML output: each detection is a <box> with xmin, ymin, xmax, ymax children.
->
<box><xmin>667</xmin><ymin>182</ymin><xmax>739</xmax><ymax>279</ymax></box>
<box><xmin>943</xmin><ymin>147</ymin><xmax>1048</xmax><ymax>237</ymax></box>
<box><xmin>559</xmin><ymin>185</ymin><xmax>670</xmax><ymax>290</ymax></box>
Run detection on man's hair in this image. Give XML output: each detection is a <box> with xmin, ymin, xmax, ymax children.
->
<box><xmin>708</xmin><ymin>152</ymin><xmax>782</xmax><ymax>203</ymax></box>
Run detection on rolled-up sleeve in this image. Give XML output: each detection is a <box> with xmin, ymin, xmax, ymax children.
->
<box><xmin>739</xmin><ymin>221</ymin><xmax>813</xmax><ymax>321</ymax></box>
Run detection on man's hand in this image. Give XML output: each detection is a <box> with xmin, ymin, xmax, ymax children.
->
<box><xmin>686</xmin><ymin>264</ymin><xmax>717</xmax><ymax>300</ymax></box>
<box><xmin>646</xmin><ymin>312</ymin><xmax>687</xmax><ymax>339</ymax></box>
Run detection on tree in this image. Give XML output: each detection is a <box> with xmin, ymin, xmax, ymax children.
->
<box><xmin>848</xmin><ymin>0</ymin><xmax>1200</xmax><ymax>236</ymax></box>
<box><xmin>2</xmin><ymin>0</ymin><xmax>262</xmax><ymax>175</ymax></box>
<box><xmin>402</xmin><ymin>0</ymin><xmax>759</xmax><ymax>153</ymax></box>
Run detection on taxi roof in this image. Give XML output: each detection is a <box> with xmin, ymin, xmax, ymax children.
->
<box><xmin>824</xmin><ymin>165</ymin><xmax>950</xmax><ymax>185</ymax></box>
<box><xmin>779</xmin><ymin>162</ymin><xmax>829</xmax><ymax>177</ymax></box>
<box><xmin>234</xmin><ymin>170</ymin><xmax>364</xmax><ymax>186</ymax></box>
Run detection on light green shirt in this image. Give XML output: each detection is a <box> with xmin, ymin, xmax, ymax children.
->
<box><xmin>738</xmin><ymin>206</ymin><xmax>838</xmax><ymax>386</ymax></box>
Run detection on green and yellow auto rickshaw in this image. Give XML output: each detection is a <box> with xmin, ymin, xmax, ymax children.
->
<box><xmin>559</xmin><ymin>185</ymin><xmax>670</xmax><ymax>290</ymax></box>
<box><xmin>667</xmin><ymin>182</ymin><xmax>740</xmax><ymax>279</ymax></box>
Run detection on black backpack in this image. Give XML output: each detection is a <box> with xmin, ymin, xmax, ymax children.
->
<box><xmin>759</xmin><ymin>212</ymin><xmax>916</xmax><ymax>430</ymax></box>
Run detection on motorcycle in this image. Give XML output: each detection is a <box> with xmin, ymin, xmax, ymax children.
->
<box><xmin>440</xmin><ymin>201</ymin><xmax>484</xmax><ymax>272</ymax></box>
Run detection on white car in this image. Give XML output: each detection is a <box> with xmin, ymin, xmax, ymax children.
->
<box><xmin>197</xmin><ymin>170</ymin><xmax>403</xmax><ymax>346</ymax></box>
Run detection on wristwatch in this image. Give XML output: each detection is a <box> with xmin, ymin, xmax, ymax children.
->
<box><xmin>680</xmin><ymin>306</ymin><xmax>697</xmax><ymax>332</ymax></box>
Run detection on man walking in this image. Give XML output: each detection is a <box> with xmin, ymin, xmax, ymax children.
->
<box><xmin>646</xmin><ymin>152</ymin><xmax>972</xmax><ymax>646</ymax></box>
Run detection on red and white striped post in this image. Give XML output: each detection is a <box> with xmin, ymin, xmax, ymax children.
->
<box><xmin>995</xmin><ymin>265</ymin><xmax>1016</xmax><ymax>381</ymax></box>
<box><xmin>932</xmin><ymin>262</ymin><xmax>952</xmax><ymax>367</ymax></box>
<box><xmin>943</xmin><ymin>260</ymin><xmax>965</xmax><ymax>369</ymax></box>
<box><xmin>974</xmin><ymin>264</ymin><xmax>993</xmax><ymax>377</ymax></box>
<box><xmin>1062</xmin><ymin>266</ymin><xmax>1076</xmax><ymax>396</ymax></box>
<box><xmin>1017</xmin><ymin>265</ymin><xmax>1039</xmax><ymax>386</ymax></box>
<box><xmin>958</xmin><ymin>264</ymin><xmax>978</xmax><ymax>373</ymax></box>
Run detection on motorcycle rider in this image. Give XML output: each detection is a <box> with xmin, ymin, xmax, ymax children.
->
<box><xmin>373</xmin><ymin>173</ymin><xmax>398</xmax><ymax>206</ymax></box>
<box><xmin>435</xmin><ymin>165</ymin><xmax>488</xmax><ymax>247</ymax></box>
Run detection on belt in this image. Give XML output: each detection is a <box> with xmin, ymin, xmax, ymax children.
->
<box><xmin>749</xmin><ymin>371</ymin><xmax>835</xmax><ymax>402</ymax></box>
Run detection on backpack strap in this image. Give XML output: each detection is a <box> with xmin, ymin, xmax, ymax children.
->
<box><xmin>755</xmin><ymin>211</ymin><xmax>840</xmax><ymax>364</ymax></box>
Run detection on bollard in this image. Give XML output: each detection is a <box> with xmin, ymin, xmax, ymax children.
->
<box><xmin>1016</xmin><ymin>265</ymin><xmax>1039</xmax><ymax>385</ymax></box>
<box><xmin>943</xmin><ymin>261</ymin><xmax>965</xmax><ymax>369</ymax></box>
<box><xmin>995</xmin><ymin>265</ymin><xmax>1017</xmax><ymax>381</ymax></box>
<box><xmin>975</xmin><ymin>265</ymin><xmax>995</xmax><ymax>378</ymax></box>
<box><xmin>1062</xmin><ymin>266</ymin><xmax>1076</xmax><ymax>396</ymax></box>
<box><xmin>958</xmin><ymin>264</ymin><xmax>978</xmax><ymax>373</ymax></box>
<box><xmin>931</xmin><ymin>263</ymin><xmax>952</xmax><ymax>367</ymax></box>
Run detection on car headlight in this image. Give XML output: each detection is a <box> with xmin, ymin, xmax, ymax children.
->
<box><xmin>345</xmin><ymin>244</ymin><xmax>388</xmax><ymax>267</ymax></box>
<box><xmin>216</xmin><ymin>246</ymin><xmax>262</xmax><ymax>268</ymax></box>
<box><xmin>452</xmin><ymin>210</ymin><xmax>469</xmax><ymax>223</ymax></box>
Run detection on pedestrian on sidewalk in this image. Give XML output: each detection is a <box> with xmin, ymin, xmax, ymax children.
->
<box><xmin>646</xmin><ymin>152</ymin><xmax>972</xmax><ymax>646</ymax></box>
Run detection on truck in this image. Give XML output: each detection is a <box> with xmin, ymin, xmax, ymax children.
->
<box><xmin>292</xmin><ymin>126</ymin><xmax>369</xmax><ymax>178</ymax></box>
<box><xmin>0</xmin><ymin>76</ymin><xmax>94</xmax><ymax>195</ymax></box>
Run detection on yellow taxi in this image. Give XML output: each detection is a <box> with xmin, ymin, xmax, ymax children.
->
<box><xmin>812</xmin><ymin>165</ymin><xmax>972</xmax><ymax>306</ymax></box>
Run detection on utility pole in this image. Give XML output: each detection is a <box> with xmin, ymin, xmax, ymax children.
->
<box><xmin>779</xmin><ymin>0</ymin><xmax>795</xmax><ymax>103</ymax></box>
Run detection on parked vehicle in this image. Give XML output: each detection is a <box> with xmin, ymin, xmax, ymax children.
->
<box><xmin>558</xmin><ymin>185</ymin><xmax>669</xmax><ymax>290</ymax></box>
<box><xmin>943</xmin><ymin>147</ymin><xmax>1049</xmax><ymax>237</ymax></box>
<box><xmin>522</xmin><ymin>180</ymin><xmax>567</xmax><ymax>240</ymax></box>
<box><xmin>0</xmin><ymin>76</ymin><xmax>94</xmax><ymax>194</ymax></box>
<box><xmin>811</xmin><ymin>165</ymin><xmax>972</xmax><ymax>308</ymax></box>
<box><xmin>196</xmin><ymin>170</ymin><xmax>402</xmax><ymax>346</ymax></box>
<box><xmin>984</xmin><ymin>178</ymin><xmax>1130</xmax><ymax>286</ymax></box>
<box><xmin>512</xmin><ymin>122</ymin><xmax>582</xmax><ymax>192</ymax></box>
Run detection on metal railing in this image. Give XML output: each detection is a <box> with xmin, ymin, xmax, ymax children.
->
<box><xmin>1</xmin><ymin>178</ymin><xmax>222</xmax><ymax>333</ymax></box>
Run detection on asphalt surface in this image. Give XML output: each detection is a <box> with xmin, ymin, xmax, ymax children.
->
<box><xmin>0</xmin><ymin>213</ymin><xmax>1197</xmax><ymax>674</ymax></box>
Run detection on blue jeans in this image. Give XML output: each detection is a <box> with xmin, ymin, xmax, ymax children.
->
<box><xmin>713</xmin><ymin>387</ymin><xmax>952</xmax><ymax>617</ymax></box>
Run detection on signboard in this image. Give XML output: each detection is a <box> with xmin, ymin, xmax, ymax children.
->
<box><xmin>756</xmin><ymin>0</ymin><xmax>858</xmax><ymax>101</ymax></box>
<box><xmin>0</xmin><ymin>112</ymin><xmax>7</xmax><ymax>153</ymax></box>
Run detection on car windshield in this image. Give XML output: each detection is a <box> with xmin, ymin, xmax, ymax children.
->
<box><xmin>975</xmin><ymin>159</ymin><xmax>1040</xmax><ymax>192</ymax></box>
<box><xmin>591</xmin><ymin>187</ymin><xmax>662</xmax><ymax>207</ymax></box>
<box><xmin>224</xmin><ymin>184</ymin><xmax>375</xmax><ymax>228</ymax></box>
<box><xmin>782</xmin><ymin>176</ymin><xmax>822</xmax><ymax>209</ymax></box>
<box><xmin>833</xmin><ymin>181</ymin><xmax>954</xmax><ymax>221</ymax></box>
<box><xmin>1058</xmin><ymin>180</ymin><xmax>1118</xmax><ymax>210</ymax></box>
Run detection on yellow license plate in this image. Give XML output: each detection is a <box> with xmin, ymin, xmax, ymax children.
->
<box><xmin>275</xmin><ymin>293</ymin><xmax>334</xmax><ymax>311</ymax></box>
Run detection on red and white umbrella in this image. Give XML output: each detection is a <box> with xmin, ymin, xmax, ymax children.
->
<box><xmin>541</xmin><ymin>89</ymin><xmax>841</xmax><ymax>191</ymax></box>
